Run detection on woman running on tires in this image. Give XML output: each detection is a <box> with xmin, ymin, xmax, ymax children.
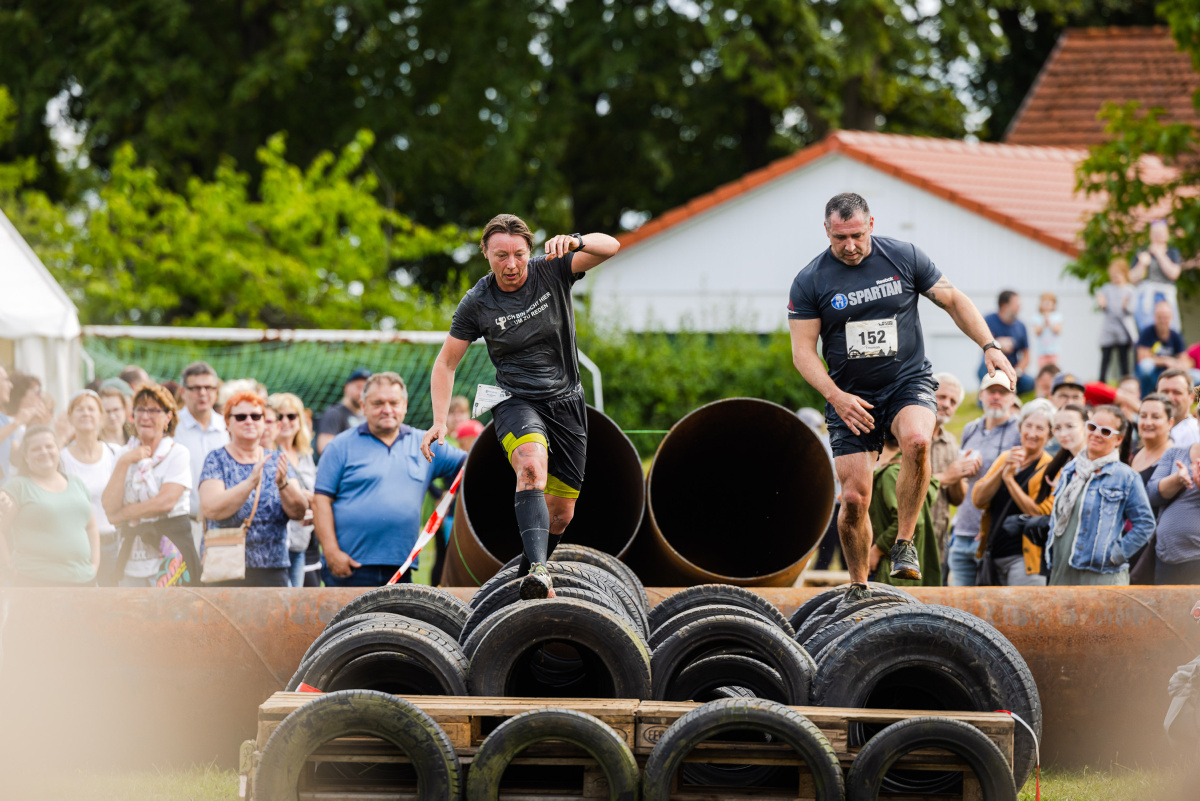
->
<box><xmin>422</xmin><ymin>215</ymin><xmax>620</xmax><ymax>599</ymax></box>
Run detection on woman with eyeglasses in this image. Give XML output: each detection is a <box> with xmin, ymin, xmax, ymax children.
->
<box><xmin>59</xmin><ymin>390</ymin><xmax>122</xmax><ymax>585</ymax></box>
<box><xmin>0</xmin><ymin>425</ymin><xmax>99</xmax><ymax>586</ymax></box>
<box><xmin>1147</xmin><ymin>387</ymin><xmax>1200</xmax><ymax>585</ymax></box>
<box><xmin>199</xmin><ymin>392</ymin><xmax>308</xmax><ymax>587</ymax></box>
<box><xmin>970</xmin><ymin>399</ymin><xmax>1058</xmax><ymax>586</ymax></box>
<box><xmin>102</xmin><ymin>384</ymin><xmax>201</xmax><ymax>586</ymax></box>
<box><xmin>1046</xmin><ymin>405</ymin><xmax>1154</xmax><ymax>586</ymax></box>
<box><xmin>269</xmin><ymin>393</ymin><xmax>319</xmax><ymax>587</ymax></box>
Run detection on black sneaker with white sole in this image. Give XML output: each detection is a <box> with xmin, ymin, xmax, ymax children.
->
<box><xmin>889</xmin><ymin>540</ymin><xmax>922</xmax><ymax>581</ymax></box>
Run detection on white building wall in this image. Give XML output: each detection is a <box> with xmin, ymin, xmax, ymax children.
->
<box><xmin>584</xmin><ymin>154</ymin><xmax>1102</xmax><ymax>389</ymax></box>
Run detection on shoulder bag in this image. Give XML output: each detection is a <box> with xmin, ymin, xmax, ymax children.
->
<box><xmin>200</xmin><ymin>476</ymin><xmax>262</xmax><ymax>584</ymax></box>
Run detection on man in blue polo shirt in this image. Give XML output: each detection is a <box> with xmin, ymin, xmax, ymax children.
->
<box><xmin>313</xmin><ymin>371</ymin><xmax>466</xmax><ymax>586</ymax></box>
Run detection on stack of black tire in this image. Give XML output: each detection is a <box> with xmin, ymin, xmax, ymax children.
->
<box><xmin>651</xmin><ymin>580</ymin><xmax>1042</xmax><ymax>795</ymax></box>
<box><xmin>459</xmin><ymin>544</ymin><xmax>653</xmax><ymax>698</ymax></box>
<box><xmin>286</xmin><ymin>584</ymin><xmax>474</xmax><ymax>695</ymax></box>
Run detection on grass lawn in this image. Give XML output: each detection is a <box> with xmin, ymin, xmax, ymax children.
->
<box><xmin>12</xmin><ymin>763</ymin><xmax>1186</xmax><ymax>800</ymax></box>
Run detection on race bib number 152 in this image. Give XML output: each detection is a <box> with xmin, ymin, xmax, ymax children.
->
<box><xmin>845</xmin><ymin>318</ymin><xmax>899</xmax><ymax>359</ymax></box>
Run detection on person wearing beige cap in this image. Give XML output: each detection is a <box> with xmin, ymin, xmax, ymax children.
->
<box><xmin>946</xmin><ymin>371</ymin><xmax>1021</xmax><ymax>586</ymax></box>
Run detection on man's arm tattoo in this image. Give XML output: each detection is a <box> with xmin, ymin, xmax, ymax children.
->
<box><xmin>922</xmin><ymin>276</ymin><xmax>954</xmax><ymax>310</ymax></box>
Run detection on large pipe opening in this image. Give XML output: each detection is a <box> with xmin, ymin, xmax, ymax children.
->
<box><xmin>642</xmin><ymin>398</ymin><xmax>834</xmax><ymax>584</ymax></box>
<box><xmin>446</xmin><ymin>406</ymin><xmax>645</xmax><ymax>584</ymax></box>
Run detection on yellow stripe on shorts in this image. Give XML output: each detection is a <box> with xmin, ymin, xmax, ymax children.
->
<box><xmin>501</xmin><ymin>432</ymin><xmax>548</xmax><ymax>461</ymax></box>
<box><xmin>545</xmin><ymin>474</ymin><xmax>580</xmax><ymax>499</ymax></box>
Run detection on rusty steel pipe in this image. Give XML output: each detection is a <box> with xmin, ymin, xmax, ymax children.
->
<box><xmin>629</xmin><ymin>397</ymin><xmax>835</xmax><ymax>586</ymax></box>
<box><xmin>0</xmin><ymin>587</ymin><xmax>1196</xmax><ymax>779</ymax></box>
<box><xmin>440</xmin><ymin>405</ymin><xmax>645</xmax><ymax>587</ymax></box>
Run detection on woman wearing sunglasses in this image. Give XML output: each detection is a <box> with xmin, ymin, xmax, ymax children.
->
<box><xmin>102</xmin><ymin>384</ymin><xmax>201</xmax><ymax>586</ymax></box>
<box><xmin>268</xmin><ymin>392</ymin><xmax>319</xmax><ymax>587</ymax></box>
<box><xmin>1047</xmin><ymin>405</ymin><xmax>1154</xmax><ymax>586</ymax></box>
<box><xmin>1146</xmin><ymin>386</ymin><xmax>1200</xmax><ymax>585</ymax></box>
<box><xmin>199</xmin><ymin>392</ymin><xmax>308</xmax><ymax>586</ymax></box>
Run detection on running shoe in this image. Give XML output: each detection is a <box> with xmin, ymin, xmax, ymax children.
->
<box><xmin>889</xmin><ymin>540</ymin><xmax>922</xmax><ymax>581</ymax></box>
<box><xmin>835</xmin><ymin>583</ymin><xmax>872</xmax><ymax>612</ymax></box>
<box><xmin>520</xmin><ymin>563</ymin><xmax>556</xmax><ymax>600</ymax></box>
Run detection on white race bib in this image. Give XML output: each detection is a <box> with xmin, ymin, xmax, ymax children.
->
<box><xmin>473</xmin><ymin>384</ymin><xmax>512</xmax><ymax>418</ymax></box>
<box><xmin>845</xmin><ymin>318</ymin><xmax>899</xmax><ymax>359</ymax></box>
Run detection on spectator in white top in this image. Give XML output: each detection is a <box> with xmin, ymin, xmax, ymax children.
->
<box><xmin>1157</xmin><ymin>368</ymin><xmax>1198</xmax><ymax>448</ymax></box>
<box><xmin>172</xmin><ymin>362</ymin><xmax>229</xmax><ymax>550</ymax></box>
<box><xmin>59</xmin><ymin>390</ymin><xmax>122</xmax><ymax>585</ymax></box>
<box><xmin>0</xmin><ymin>365</ymin><xmax>48</xmax><ymax>481</ymax></box>
<box><xmin>102</xmin><ymin>384</ymin><xmax>198</xmax><ymax>587</ymax></box>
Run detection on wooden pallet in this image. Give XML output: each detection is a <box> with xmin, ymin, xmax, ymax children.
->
<box><xmin>242</xmin><ymin>693</ymin><xmax>1014</xmax><ymax>801</ymax></box>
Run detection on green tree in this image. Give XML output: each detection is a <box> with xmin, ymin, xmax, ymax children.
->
<box><xmin>0</xmin><ymin>90</ymin><xmax>468</xmax><ymax>329</ymax></box>
<box><xmin>1070</xmin><ymin>0</ymin><xmax>1199</xmax><ymax>291</ymax></box>
<box><xmin>1</xmin><ymin>1</ymin><xmax>1119</xmax><ymax>294</ymax></box>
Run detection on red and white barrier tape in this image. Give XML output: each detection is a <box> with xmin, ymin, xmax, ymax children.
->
<box><xmin>996</xmin><ymin>709</ymin><xmax>1039</xmax><ymax>800</ymax></box>
<box><xmin>387</xmin><ymin>467</ymin><xmax>465</xmax><ymax>585</ymax></box>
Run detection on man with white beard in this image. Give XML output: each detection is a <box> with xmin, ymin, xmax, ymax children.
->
<box><xmin>946</xmin><ymin>372</ymin><xmax>1021</xmax><ymax>586</ymax></box>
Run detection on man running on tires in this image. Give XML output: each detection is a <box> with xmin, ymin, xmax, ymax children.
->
<box><xmin>788</xmin><ymin>193</ymin><xmax>1016</xmax><ymax>605</ymax></box>
<box><xmin>422</xmin><ymin>214</ymin><xmax>620</xmax><ymax>599</ymax></box>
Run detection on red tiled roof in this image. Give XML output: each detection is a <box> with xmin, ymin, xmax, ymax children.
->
<box><xmin>1005</xmin><ymin>26</ymin><xmax>1200</xmax><ymax>147</ymax></box>
<box><xmin>620</xmin><ymin>131</ymin><xmax>1173</xmax><ymax>257</ymax></box>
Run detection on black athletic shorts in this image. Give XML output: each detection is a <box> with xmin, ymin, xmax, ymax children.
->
<box><xmin>825</xmin><ymin>374</ymin><xmax>939</xmax><ymax>457</ymax></box>
<box><xmin>491</xmin><ymin>385</ymin><xmax>588</xmax><ymax>499</ymax></box>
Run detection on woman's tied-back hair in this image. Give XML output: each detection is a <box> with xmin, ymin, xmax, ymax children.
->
<box><xmin>480</xmin><ymin>214</ymin><xmax>533</xmax><ymax>254</ymax></box>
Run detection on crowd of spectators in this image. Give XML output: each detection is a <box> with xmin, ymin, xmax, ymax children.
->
<box><xmin>0</xmin><ymin>362</ymin><xmax>471</xmax><ymax>589</ymax></box>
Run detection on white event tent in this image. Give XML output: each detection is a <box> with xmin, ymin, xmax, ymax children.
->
<box><xmin>0</xmin><ymin>209</ymin><xmax>81</xmax><ymax>410</ymax></box>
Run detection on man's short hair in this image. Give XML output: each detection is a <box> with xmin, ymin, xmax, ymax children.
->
<box><xmin>932</xmin><ymin>372</ymin><xmax>964</xmax><ymax>404</ymax></box>
<box><xmin>824</xmin><ymin>193</ymin><xmax>869</xmax><ymax>224</ymax></box>
<box><xmin>362</xmin><ymin>371</ymin><xmax>407</xmax><ymax>398</ymax></box>
<box><xmin>1158</xmin><ymin>368</ymin><xmax>1193</xmax><ymax>392</ymax></box>
<box><xmin>119</xmin><ymin>365</ymin><xmax>150</xmax><ymax>386</ymax></box>
<box><xmin>1036</xmin><ymin>363</ymin><xmax>1060</xmax><ymax>379</ymax></box>
<box><xmin>181</xmin><ymin>361</ymin><xmax>218</xmax><ymax>385</ymax></box>
<box><xmin>480</xmin><ymin>214</ymin><xmax>534</xmax><ymax>254</ymax></box>
<box><xmin>997</xmin><ymin>290</ymin><xmax>1018</xmax><ymax>308</ymax></box>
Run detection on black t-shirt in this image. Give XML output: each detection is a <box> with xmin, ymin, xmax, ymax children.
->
<box><xmin>449</xmin><ymin>254</ymin><xmax>585</xmax><ymax>400</ymax></box>
<box><xmin>787</xmin><ymin>235</ymin><xmax>942</xmax><ymax>395</ymax></box>
<box><xmin>316</xmin><ymin>402</ymin><xmax>364</xmax><ymax>438</ymax></box>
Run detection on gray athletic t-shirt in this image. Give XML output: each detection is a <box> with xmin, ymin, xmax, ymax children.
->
<box><xmin>449</xmin><ymin>254</ymin><xmax>584</xmax><ymax>400</ymax></box>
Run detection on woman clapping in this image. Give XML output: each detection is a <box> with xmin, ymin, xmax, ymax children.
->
<box><xmin>199</xmin><ymin>392</ymin><xmax>307</xmax><ymax>587</ymax></box>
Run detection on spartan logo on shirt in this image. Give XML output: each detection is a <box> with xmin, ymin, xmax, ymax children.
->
<box><xmin>837</xmin><ymin>276</ymin><xmax>902</xmax><ymax>307</ymax></box>
<box><xmin>495</xmin><ymin>292</ymin><xmax>553</xmax><ymax>332</ymax></box>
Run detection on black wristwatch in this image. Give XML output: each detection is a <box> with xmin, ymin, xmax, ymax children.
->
<box><xmin>571</xmin><ymin>233</ymin><xmax>585</xmax><ymax>252</ymax></box>
<box><xmin>982</xmin><ymin>340</ymin><xmax>1002</xmax><ymax>353</ymax></box>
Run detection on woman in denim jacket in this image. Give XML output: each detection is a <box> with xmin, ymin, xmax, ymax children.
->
<box><xmin>1047</xmin><ymin>405</ymin><xmax>1155</xmax><ymax>585</ymax></box>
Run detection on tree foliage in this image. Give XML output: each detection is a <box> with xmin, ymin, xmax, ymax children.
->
<box><xmin>0</xmin><ymin>0</ymin><xmax>1131</xmax><ymax>295</ymax></box>
<box><xmin>1070</xmin><ymin>0</ymin><xmax>1199</xmax><ymax>290</ymax></box>
<box><xmin>0</xmin><ymin>92</ymin><xmax>466</xmax><ymax>329</ymax></box>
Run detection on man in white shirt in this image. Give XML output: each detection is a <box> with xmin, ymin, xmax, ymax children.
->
<box><xmin>1157</xmin><ymin>369</ymin><xmax>1199</xmax><ymax>447</ymax></box>
<box><xmin>172</xmin><ymin>362</ymin><xmax>229</xmax><ymax>548</ymax></box>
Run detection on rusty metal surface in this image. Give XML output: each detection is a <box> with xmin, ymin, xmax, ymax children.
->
<box><xmin>442</xmin><ymin>405</ymin><xmax>645</xmax><ymax>587</ymax></box>
<box><xmin>629</xmin><ymin>398</ymin><xmax>834</xmax><ymax>586</ymax></box>
<box><xmin>0</xmin><ymin>586</ymin><xmax>1195</xmax><ymax>778</ymax></box>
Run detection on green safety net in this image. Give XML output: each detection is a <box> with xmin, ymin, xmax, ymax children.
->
<box><xmin>83</xmin><ymin>336</ymin><xmax>499</xmax><ymax>429</ymax></box>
